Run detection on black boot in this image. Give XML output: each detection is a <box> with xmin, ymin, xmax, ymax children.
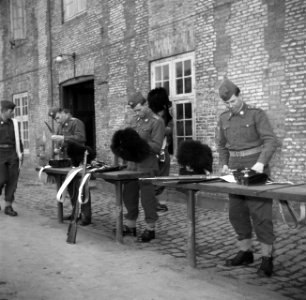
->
<box><xmin>257</xmin><ymin>256</ymin><xmax>273</xmax><ymax>277</ymax></box>
<box><xmin>140</xmin><ymin>229</ymin><xmax>155</xmax><ymax>242</ymax></box>
<box><xmin>225</xmin><ymin>250</ymin><xmax>254</xmax><ymax>266</ymax></box>
<box><xmin>4</xmin><ymin>206</ymin><xmax>18</xmax><ymax>217</ymax></box>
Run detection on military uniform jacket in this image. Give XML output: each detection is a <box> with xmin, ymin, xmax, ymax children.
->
<box><xmin>127</xmin><ymin>107</ymin><xmax>165</xmax><ymax>154</ymax></box>
<box><xmin>56</xmin><ymin>117</ymin><xmax>86</xmax><ymax>146</ymax></box>
<box><xmin>217</xmin><ymin>103</ymin><xmax>278</xmax><ymax>167</ymax></box>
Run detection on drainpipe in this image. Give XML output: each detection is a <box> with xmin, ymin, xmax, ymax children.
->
<box><xmin>46</xmin><ymin>0</ymin><xmax>54</xmax><ymax>111</ymax></box>
<box><xmin>46</xmin><ymin>0</ymin><xmax>55</xmax><ymax>157</ymax></box>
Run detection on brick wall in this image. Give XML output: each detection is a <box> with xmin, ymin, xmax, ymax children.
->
<box><xmin>0</xmin><ymin>0</ymin><xmax>305</xmax><ymax>184</ymax></box>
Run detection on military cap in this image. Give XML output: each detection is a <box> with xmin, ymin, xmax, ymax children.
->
<box><xmin>1</xmin><ymin>100</ymin><xmax>16</xmax><ymax>110</ymax></box>
<box><xmin>127</xmin><ymin>91</ymin><xmax>146</xmax><ymax>108</ymax></box>
<box><xmin>219</xmin><ymin>78</ymin><xmax>239</xmax><ymax>102</ymax></box>
<box><xmin>48</xmin><ymin>107</ymin><xmax>60</xmax><ymax>119</ymax></box>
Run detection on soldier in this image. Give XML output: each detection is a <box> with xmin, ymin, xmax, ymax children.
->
<box><xmin>217</xmin><ymin>78</ymin><xmax>279</xmax><ymax>277</ymax></box>
<box><xmin>122</xmin><ymin>91</ymin><xmax>165</xmax><ymax>242</ymax></box>
<box><xmin>0</xmin><ymin>100</ymin><xmax>23</xmax><ymax>216</ymax></box>
<box><xmin>147</xmin><ymin>87</ymin><xmax>173</xmax><ymax>212</ymax></box>
<box><xmin>48</xmin><ymin>107</ymin><xmax>91</xmax><ymax>226</ymax></box>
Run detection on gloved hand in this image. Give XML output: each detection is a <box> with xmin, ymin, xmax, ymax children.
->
<box><xmin>221</xmin><ymin>165</ymin><xmax>230</xmax><ymax>175</ymax></box>
<box><xmin>251</xmin><ymin>162</ymin><xmax>264</xmax><ymax>173</ymax></box>
<box><xmin>51</xmin><ymin>135</ymin><xmax>64</xmax><ymax>142</ymax></box>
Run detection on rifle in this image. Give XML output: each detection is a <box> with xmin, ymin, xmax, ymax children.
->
<box><xmin>140</xmin><ymin>174</ymin><xmax>220</xmax><ymax>183</ymax></box>
<box><xmin>66</xmin><ymin>150</ymin><xmax>88</xmax><ymax>244</ymax></box>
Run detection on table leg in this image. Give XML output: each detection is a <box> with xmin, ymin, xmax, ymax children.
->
<box><xmin>187</xmin><ymin>190</ymin><xmax>196</xmax><ymax>268</ymax></box>
<box><xmin>55</xmin><ymin>176</ymin><xmax>64</xmax><ymax>223</ymax></box>
<box><xmin>115</xmin><ymin>181</ymin><xmax>123</xmax><ymax>243</ymax></box>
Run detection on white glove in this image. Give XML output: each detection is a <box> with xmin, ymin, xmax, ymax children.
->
<box><xmin>221</xmin><ymin>165</ymin><xmax>230</xmax><ymax>175</ymax></box>
<box><xmin>251</xmin><ymin>162</ymin><xmax>264</xmax><ymax>173</ymax></box>
<box><xmin>51</xmin><ymin>135</ymin><xmax>64</xmax><ymax>142</ymax></box>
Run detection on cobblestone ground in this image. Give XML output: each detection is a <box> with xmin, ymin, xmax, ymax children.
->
<box><xmin>16</xmin><ymin>171</ymin><xmax>306</xmax><ymax>300</ymax></box>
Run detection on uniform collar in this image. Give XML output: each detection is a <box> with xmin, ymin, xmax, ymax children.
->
<box><xmin>0</xmin><ymin>115</ymin><xmax>11</xmax><ymax>124</ymax></box>
<box><xmin>228</xmin><ymin>102</ymin><xmax>248</xmax><ymax>120</ymax></box>
<box><xmin>137</xmin><ymin>107</ymin><xmax>152</xmax><ymax>122</ymax></box>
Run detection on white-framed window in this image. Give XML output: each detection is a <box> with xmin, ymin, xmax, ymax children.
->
<box><xmin>10</xmin><ymin>0</ymin><xmax>26</xmax><ymax>40</ymax></box>
<box><xmin>13</xmin><ymin>92</ymin><xmax>29</xmax><ymax>153</ymax></box>
<box><xmin>150</xmin><ymin>52</ymin><xmax>195</xmax><ymax>153</ymax></box>
<box><xmin>63</xmin><ymin>0</ymin><xmax>87</xmax><ymax>22</ymax></box>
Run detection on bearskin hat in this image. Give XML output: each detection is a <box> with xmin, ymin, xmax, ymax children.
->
<box><xmin>66</xmin><ymin>141</ymin><xmax>96</xmax><ymax>167</ymax></box>
<box><xmin>147</xmin><ymin>87</ymin><xmax>172</xmax><ymax>114</ymax></box>
<box><xmin>110</xmin><ymin>128</ymin><xmax>151</xmax><ymax>163</ymax></box>
<box><xmin>176</xmin><ymin>140</ymin><xmax>213</xmax><ymax>174</ymax></box>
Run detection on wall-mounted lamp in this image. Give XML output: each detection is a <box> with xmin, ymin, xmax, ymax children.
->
<box><xmin>55</xmin><ymin>52</ymin><xmax>76</xmax><ymax>78</ymax></box>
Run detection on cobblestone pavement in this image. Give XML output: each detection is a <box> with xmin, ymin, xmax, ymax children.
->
<box><xmin>15</xmin><ymin>171</ymin><xmax>306</xmax><ymax>300</ymax></box>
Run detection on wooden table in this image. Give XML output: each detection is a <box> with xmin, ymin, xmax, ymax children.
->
<box><xmin>152</xmin><ymin>180</ymin><xmax>306</xmax><ymax>268</ymax></box>
<box><xmin>43</xmin><ymin>167</ymin><xmax>148</xmax><ymax>243</ymax></box>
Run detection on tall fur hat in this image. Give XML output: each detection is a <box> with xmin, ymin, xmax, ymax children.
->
<box><xmin>147</xmin><ymin>87</ymin><xmax>171</xmax><ymax>114</ymax></box>
<box><xmin>66</xmin><ymin>141</ymin><xmax>96</xmax><ymax>167</ymax></box>
<box><xmin>176</xmin><ymin>140</ymin><xmax>213</xmax><ymax>174</ymax></box>
<box><xmin>111</xmin><ymin>127</ymin><xmax>151</xmax><ymax>162</ymax></box>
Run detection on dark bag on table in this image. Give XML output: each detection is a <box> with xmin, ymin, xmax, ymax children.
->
<box><xmin>233</xmin><ymin>169</ymin><xmax>268</xmax><ymax>185</ymax></box>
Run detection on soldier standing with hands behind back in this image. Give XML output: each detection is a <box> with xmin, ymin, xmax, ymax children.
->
<box><xmin>217</xmin><ymin>78</ymin><xmax>279</xmax><ymax>277</ymax></box>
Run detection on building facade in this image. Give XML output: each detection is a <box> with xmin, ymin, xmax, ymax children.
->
<box><xmin>0</xmin><ymin>0</ymin><xmax>305</xmax><ymax>183</ymax></box>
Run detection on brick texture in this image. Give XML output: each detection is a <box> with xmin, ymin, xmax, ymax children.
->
<box><xmin>0</xmin><ymin>0</ymin><xmax>305</xmax><ymax>183</ymax></box>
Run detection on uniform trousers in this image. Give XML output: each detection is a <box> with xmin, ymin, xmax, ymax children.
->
<box><xmin>228</xmin><ymin>153</ymin><xmax>275</xmax><ymax>245</ymax></box>
<box><xmin>123</xmin><ymin>154</ymin><xmax>159</xmax><ymax>225</ymax></box>
<box><xmin>0</xmin><ymin>149</ymin><xmax>20</xmax><ymax>204</ymax></box>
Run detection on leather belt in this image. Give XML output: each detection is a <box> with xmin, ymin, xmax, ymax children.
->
<box><xmin>229</xmin><ymin>146</ymin><xmax>262</xmax><ymax>157</ymax></box>
<box><xmin>0</xmin><ymin>144</ymin><xmax>14</xmax><ymax>148</ymax></box>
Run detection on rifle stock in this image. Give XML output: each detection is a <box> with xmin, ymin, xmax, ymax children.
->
<box><xmin>66</xmin><ymin>150</ymin><xmax>88</xmax><ymax>244</ymax></box>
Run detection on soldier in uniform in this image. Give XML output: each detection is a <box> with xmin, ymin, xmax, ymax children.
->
<box><xmin>48</xmin><ymin>107</ymin><xmax>91</xmax><ymax>225</ymax></box>
<box><xmin>217</xmin><ymin>78</ymin><xmax>279</xmax><ymax>277</ymax></box>
<box><xmin>0</xmin><ymin>100</ymin><xmax>23</xmax><ymax>216</ymax></box>
<box><xmin>147</xmin><ymin>87</ymin><xmax>173</xmax><ymax>212</ymax></box>
<box><xmin>122</xmin><ymin>92</ymin><xmax>165</xmax><ymax>242</ymax></box>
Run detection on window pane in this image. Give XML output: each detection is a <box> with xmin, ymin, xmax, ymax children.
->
<box><xmin>163</xmin><ymin>65</ymin><xmax>169</xmax><ymax>80</ymax></box>
<box><xmin>22</xmin><ymin>97</ymin><xmax>28</xmax><ymax>115</ymax></box>
<box><xmin>185</xmin><ymin>120</ymin><xmax>192</xmax><ymax>136</ymax></box>
<box><xmin>176</xmin><ymin>121</ymin><xmax>184</xmax><ymax>136</ymax></box>
<box><xmin>15</xmin><ymin>107</ymin><xmax>21</xmax><ymax>116</ymax></box>
<box><xmin>156</xmin><ymin>82</ymin><xmax>162</xmax><ymax>88</ymax></box>
<box><xmin>185</xmin><ymin>77</ymin><xmax>192</xmax><ymax>93</ymax></box>
<box><xmin>177</xmin><ymin>138</ymin><xmax>185</xmax><ymax>148</ymax></box>
<box><xmin>176</xmin><ymin>78</ymin><xmax>183</xmax><ymax>94</ymax></box>
<box><xmin>77</xmin><ymin>0</ymin><xmax>87</xmax><ymax>11</ymax></box>
<box><xmin>185</xmin><ymin>103</ymin><xmax>192</xmax><ymax>119</ymax></box>
<box><xmin>155</xmin><ymin>66</ymin><xmax>161</xmax><ymax>81</ymax></box>
<box><xmin>176</xmin><ymin>62</ymin><xmax>182</xmax><ymax>78</ymax></box>
<box><xmin>163</xmin><ymin>82</ymin><xmax>169</xmax><ymax>95</ymax></box>
<box><xmin>176</xmin><ymin>103</ymin><xmax>184</xmax><ymax>120</ymax></box>
<box><xmin>184</xmin><ymin>60</ymin><xmax>191</xmax><ymax>76</ymax></box>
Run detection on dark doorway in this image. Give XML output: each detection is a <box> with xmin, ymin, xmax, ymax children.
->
<box><xmin>60</xmin><ymin>77</ymin><xmax>95</xmax><ymax>151</ymax></box>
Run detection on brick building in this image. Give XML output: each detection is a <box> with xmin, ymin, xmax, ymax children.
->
<box><xmin>0</xmin><ymin>0</ymin><xmax>305</xmax><ymax>184</ymax></box>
